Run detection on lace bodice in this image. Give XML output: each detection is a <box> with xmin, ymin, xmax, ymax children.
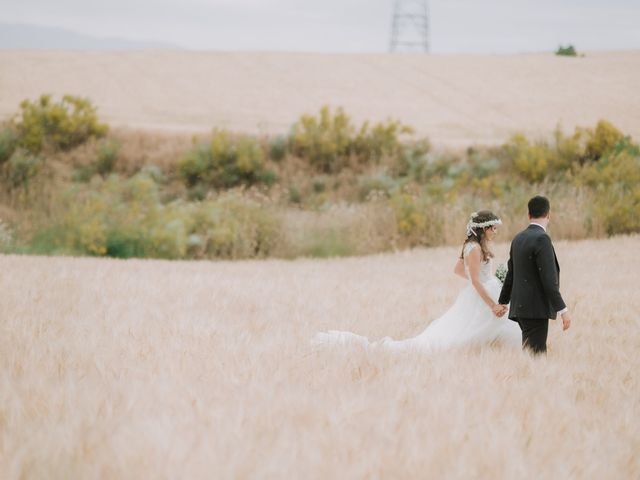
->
<box><xmin>463</xmin><ymin>242</ymin><xmax>493</xmax><ymax>283</ymax></box>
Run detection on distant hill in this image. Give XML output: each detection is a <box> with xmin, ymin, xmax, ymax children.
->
<box><xmin>0</xmin><ymin>22</ymin><xmax>181</xmax><ymax>50</ymax></box>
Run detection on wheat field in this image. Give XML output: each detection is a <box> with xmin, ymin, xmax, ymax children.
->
<box><xmin>2</xmin><ymin>50</ymin><xmax>640</xmax><ymax>146</ymax></box>
<box><xmin>1</xmin><ymin>234</ymin><xmax>639</xmax><ymax>479</ymax></box>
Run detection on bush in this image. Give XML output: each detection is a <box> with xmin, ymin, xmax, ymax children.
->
<box><xmin>288</xmin><ymin>185</ymin><xmax>302</xmax><ymax>204</ymax></box>
<box><xmin>95</xmin><ymin>139</ymin><xmax>121</xmax><ymax>177</ymax></box>
<box><xmin>556</xmin><ymin>45</ymin><xmax>577</xmax><ymax>57</ymax></box>
<box><xmin>582</xmin><ymin>119</ymin><xmax>625</xmax><ymax>162</ymax></box>
<box><xmin>353</xmin><ymin>118</ymin><xmax>415</xmax><ymax>165</ymax></box>
<box><xmin>288</xmin><ymin>106</ymin><xmax>355</xmax><ymax>173</ymax></box>
<box><xmin>268</xmin><ymin>135</ymin><xmax>288</xmax><ymax>162</ymax></box>
<box><xmin>551</xmin><ymin>125</ymin><xmax>582</xmax><ymax>171</ymax></box>
<box><xmin>13</xmin><ymin>94</ymin><xmax>108</xmax><ymax>153</ymax></box>
<box><xmin>4</xmin><ymin>149</ymin><xmax>43</xmax><ymax>192</ymax></box>
<box><xmin>187</xmin><ymin>194</ymin><xmax>281</xmax><ymax>259</ymax></box>
<box><xmin>498</xmin><ymin>121</ymin><xmax>631</xmax><ymax>184</ymax></box>
<box><xmin>288</xmin><ymin>105</ymin><xmax>419</xmax><ymax>173</ymax></box>
<box><xmin>501</xmin><ymin>134</ymin><xmax>549</xmax><ymax>183</ymax></box>
<box><xmin>311</xmin><ymin>176</ymin><xmax>327</xmax><ymax>194</ymax></box>
<box><xmin>578</xmin><ymin>147</ymin><xmax>640</xmax><ymax>235</ymax></box>
<box><xmin>394</xmin><ymin>138</ymin><xmax>432</xmax><ymax>178</ymax></box>
<box><xmin>0</xmin><ymin>128</ymin><xmax>17</xmax><ymax>164</ymax></box>
<box><xmin>390</xmin><ymin>191</ymin><xmax>444</xmax><ymax>247</ymax></box>
<box><xmin>593</xmin><ymin>186</ymin><xmax>640</xmax><ymax>235</ymax></box>
<box><xmin>357</xmin><ymin>173</ymin><xmax>400</xmax><ymax>200</ymax></box>
<box><xmin>177</xmin><ymin>129</ymin><xmax>276</xmax><ymax>191</ymax></box>
<box><xmin>301</xmin><ymin>229</ymin><xmax>354</xmax><ymax>258</ymax></box>
<box><xmin>30</xmin><ymin>175</ymin><xmax>282</xmax><ymax>260</ymax></box>
<box><xmin>177</xmin><ymin>143</ymin><xmax>212</xmax><ymax>188</ymax></box>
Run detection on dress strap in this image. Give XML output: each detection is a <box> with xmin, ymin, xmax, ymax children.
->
<box><xmin>463</xmin><ymin>242</ymin><xmax>478</xmax><ymax>258</ymax></box>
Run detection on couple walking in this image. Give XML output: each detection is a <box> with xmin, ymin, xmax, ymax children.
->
<box><xmin>313</xmin><ymin>195</ymin><xmax>572</xmax><ymax>355</ymax></box>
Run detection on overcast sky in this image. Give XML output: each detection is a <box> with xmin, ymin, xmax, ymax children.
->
<box><xmin>2</xmin><ymin>0</ymin><xmax>640</xmax><ymax>53</ymax></box>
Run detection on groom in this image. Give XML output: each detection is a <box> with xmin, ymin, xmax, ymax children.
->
<box><xmin>498</xmin><ymin>196</ymin><xmax>571</xmax><ymax>354</ymax></box>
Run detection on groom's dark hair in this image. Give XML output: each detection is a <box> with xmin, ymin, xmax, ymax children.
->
<box><xmin>528</xmin><ymin>195</ymin><xmax>550</xmax><ymax>218</ymax></box>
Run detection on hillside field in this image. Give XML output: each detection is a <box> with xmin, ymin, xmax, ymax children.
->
<box><xmin>2</xmin><ymin>50</ymin><xmax>640</xmax><ymax>146</ymax></box>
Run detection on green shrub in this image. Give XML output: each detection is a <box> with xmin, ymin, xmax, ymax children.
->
<box><xmin>30</xmin><ymin>175</ymin><xmax>282</xmax><ymax>260</ymax></box>
<box><xmin>288</xmin><ymin>184</ymin><xmax>302</xmax><ymax>204</ymax></box>
<box><xmin>593</xmin><ymin>186</ymin><xmax>640</xmax><ymax>235</ymax></box>
<box><xmin>105</xmin><ymin>228</ymin><xmax>148</xmax><ymax>258</ymax></box>
<box><xmin>353</xmin><ymin>118</ymin><xmax>415</xmax><ymax>165</ymax></box>
<box><xmin>390</xmin><ymin>191</ymin><xmax>444</xmax><ymax>247</ymax></box>
<box><xmin>311</xmin><ymin>176</ymin><xmax>327</xmax><ymax>193</ymax></box>
<box><xmin>268</xmin><ymin>135</ymin><xmax>288</xmax><ymax>162</ymax></box>
<box><xmin>0</xmin><ymin>128</ymin><xmax>17</xmax><ymax>164</ymax></box>
<box><xmin>582</xmin><ymin>119</ymin><xmax>625</xmax><ymax>162</ymax></box>
<box><xmin>177</xmin><ymin>129</ymin><xmax>275</xmax><ymax>191</ymax></box>
<box><xmin>301</xmin><ymin>229</ymin><xmax>354</xmax><ymax>258</ymax></box>
<box><xmin>177</xmin><ymin>143</ymin><xmax>211</xmax><ymax>188</ymax></box>
<box><xmin>72</xmin><ymin>164</ymin><xmax>96</xmax><ymax>183</ymax></box>
<box><xmin>139</xmin><ymin>164</ymin><xmax>166</xmax><ymax>184</ymax></box>
<box><xmin>289</xmin><ymin>106</ymin><xmax>355</xmax><ymax>173</ymax></box>
<box><xmin>502</xmin><ymin>134</ymin><xmax>549</xmax><ymax>183</ymax></box>
<box><xmin>357</xmin><ymin>173</ymin><xmax>400</xmax><ymax>200</ymax></box>
<box><xmin>498</xmin><ymin>121</ymin><xmax>630</xmax><ymax>184</ymax></box>
<box><xmin>288</xmin><ymin>106</ymin><xmax>420</xmax><ymax>173</ymax></box>
<box><xmin>4</xmin><ymin>149</ymin><xmax>43</xmax><ymax>192</ymax></box>
<box><xmin>578</xmin><ymin>148</ymin><xmax>640</xmax><ymax>235</ymax></box>
<box><xmin>95</xmin><ymin>139</ymin><xmax>121</xmax><ymax>177</ymax></box>
<box><xmin>35</xmin><ymin>174</ymin><xmax>164</xmax><ymax>257</ymax></box>
<box><xmin>551</xmin><ymin>125</ymin><xmax>582</xmax><ymax>171</ymax></box>
<box><xmin>13</xmin><ymin>94</ymin><xmax>108</xmax><ymax>153</ymax></box>
<box><xmin>394</xmin><ymin>138</ymin><xmax>432</xmax><ymax>178</ymax></box>
<box><xmin>556</xmin><ymin>45</ymin><xmax>577</xmax><ymax>56</ymax></box>
<box><xmin>187</xmin><ymin>193</ymin><xmax>281</xmax><ymax>259</ymax></box>
<box><xmin>27</xmin><ymin>224</ymin><xmax>70</xmax><ymax>255</ymax></box>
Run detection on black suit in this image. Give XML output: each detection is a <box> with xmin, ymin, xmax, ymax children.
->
<box><xmin>499</xmin><ymin>224</ymin><xmax>566</xmax><ymax>354</ymax></box>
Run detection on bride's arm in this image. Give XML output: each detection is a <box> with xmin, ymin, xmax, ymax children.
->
<box><xmin>454</xmin><ymin>257</ymin><xmax>468</xmax><ymax>279</ymax></box>
<box><xmin>466</xmin><ymin>247</ymin><xmax>498</xmax><ymax>310</ymax></box>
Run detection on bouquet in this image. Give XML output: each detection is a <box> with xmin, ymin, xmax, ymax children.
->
<box><xmin>495</xmin><ymin>263</ymin><xmax>508</xmax><ymax>284</ymax></box>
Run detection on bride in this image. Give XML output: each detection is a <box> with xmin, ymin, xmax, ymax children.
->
<box><xmin>312</xmin><ymin>211</ymin><xmax>521</xmax><ymax>352</ymax></box>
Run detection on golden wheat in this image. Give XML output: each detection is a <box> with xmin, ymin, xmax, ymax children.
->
<box><xmin>1</xmin><ymin>235</ymin><xmax>638</xmax><ymax>478</ymax></box>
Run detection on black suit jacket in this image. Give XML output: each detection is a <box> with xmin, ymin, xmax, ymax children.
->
<box><xmin>499</xmin><ymin>224</ymin><xmax>566</xmax><ymax>321</ymax></box>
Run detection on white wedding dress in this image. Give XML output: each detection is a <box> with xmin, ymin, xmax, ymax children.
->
<box><xmin>312</xmin><ymin>242</ymin><xmax>521</xmax><ymax>352</ymax></box>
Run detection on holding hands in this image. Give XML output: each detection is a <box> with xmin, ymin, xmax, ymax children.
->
<box><xmin>492</xmin><ymin>304</ymin><xmax>508</xmax><ymax>317</ymax></box>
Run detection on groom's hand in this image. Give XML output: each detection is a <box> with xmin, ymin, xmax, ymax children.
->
<box><xmin>561</xmin><ymin>311</ymin><xmax>572</xmax><ymax>331</ymax></box>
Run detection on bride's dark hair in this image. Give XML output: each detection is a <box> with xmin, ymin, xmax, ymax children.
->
<box><xmin>459</xmin><ymin>210</ymin><xmax>500</xmax><ymax>262</ymax></box>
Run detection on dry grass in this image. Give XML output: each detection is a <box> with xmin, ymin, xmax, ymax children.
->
<box><xmin>1</xmin><ymin>235</ymin><xmax>639</xmax><ymax>478</ymax></box>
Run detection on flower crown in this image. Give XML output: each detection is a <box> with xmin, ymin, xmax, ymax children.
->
<box><xmin>466</xmin><ymin>212</ymin><xmax>502</xmax><ymax>237</ymax></box>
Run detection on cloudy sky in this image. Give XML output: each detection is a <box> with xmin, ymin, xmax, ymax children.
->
<box><xmin>2</xmin><ymin>0</ymin><xmax>640</xmax><ymax>53</ymax></box>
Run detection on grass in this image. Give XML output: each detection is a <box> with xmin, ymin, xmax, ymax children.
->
<box><xmin>1</xmin><ymin>235</ymin><xmax>639</xmax><ymax>478</ymax></box>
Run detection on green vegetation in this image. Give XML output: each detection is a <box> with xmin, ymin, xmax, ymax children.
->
<box><xmin>0</xmin><ymin>97</ymin><xmax>638</xmax><ymax>260</ymax></box>
<box><xmin>13</xmin><ymin>94</ymin><xmax>108</xmax><ymax>153</ymax></box>
<box><xmin>556</xmin><ymin>45</ymin><xmax>578</xmax><ymax>57</ymax></box>
<box><xmin>28</xmin><ymin>173</ymin><xmax>281</xmax><ymax>259</ymax></box>
<box><xmin>288</xmin><ymin>105</ymin><xmax>418</xmax><ymax>173</ymax></box>
<box><xmin>177</xmin><ymin>129</ymin><xmax>276</xmax><ymax>196</ymax></box>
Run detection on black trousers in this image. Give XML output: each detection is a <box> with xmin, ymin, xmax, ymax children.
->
<box><xmin>516</xmin><ymin>318</ymin><xmax>549</xmax><ymax>355</ymax></box>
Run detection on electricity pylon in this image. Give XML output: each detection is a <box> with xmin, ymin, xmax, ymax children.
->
<box><xmin>389</xmin><ymin>0</ymin><xmax>430</xmax><ymax>53</ymax></box>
